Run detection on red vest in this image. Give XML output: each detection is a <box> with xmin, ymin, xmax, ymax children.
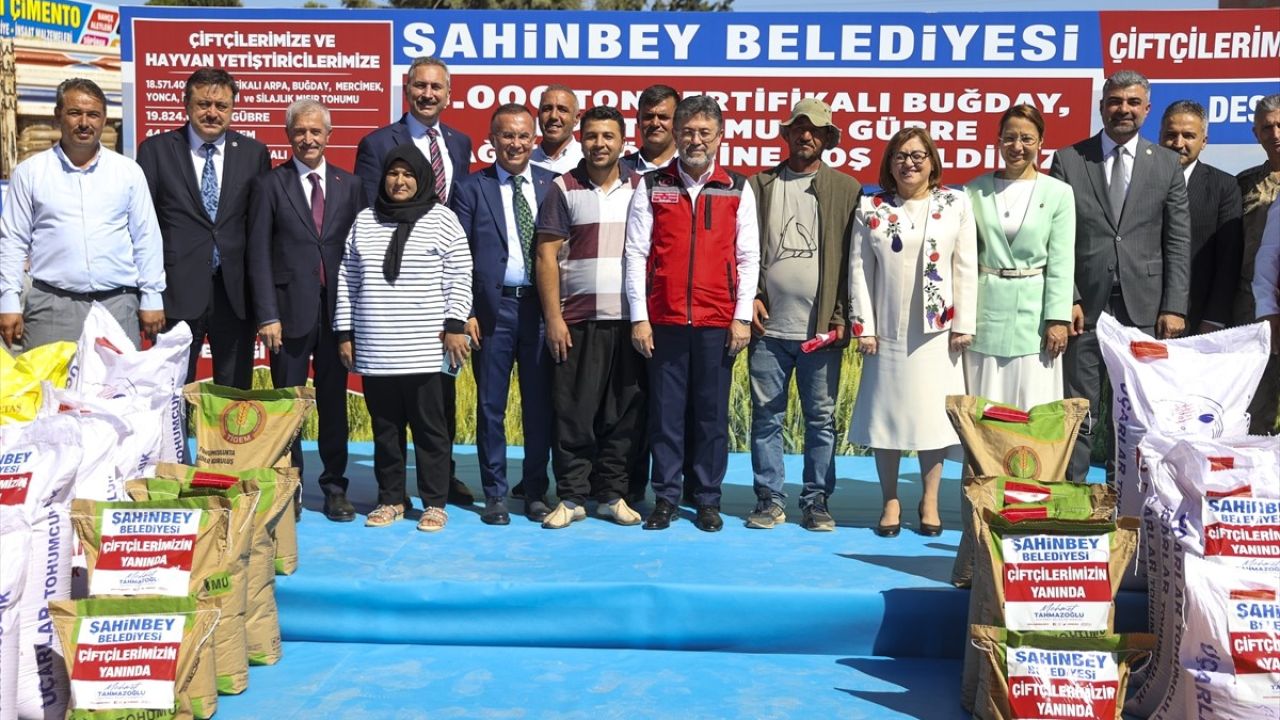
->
<box><xmin>643</xmin><ymin>164</ymin><xmax>746</xmax><ymax>327</ymax></box>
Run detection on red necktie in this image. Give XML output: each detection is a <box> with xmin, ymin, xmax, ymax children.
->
<box><xmin>425</xmin><ymin>126</ymin><xmax>448</xmax><ymax>202</ymax></box>
<box><xmin>309</xmin><ymin>173</ymin><xmax>326</xmax><ymax>286</ymax></box>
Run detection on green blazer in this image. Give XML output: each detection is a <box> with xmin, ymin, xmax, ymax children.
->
<box><xmin>965</xmin><ymin>172</ymin><xmax>1076</xmax><ymax>358</ymax></box>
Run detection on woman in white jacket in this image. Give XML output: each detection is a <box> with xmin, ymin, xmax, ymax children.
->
<box><xmin>847</xmin><ymin>127</ymin><xmax>977</xmax><ymax>538</ymax></box>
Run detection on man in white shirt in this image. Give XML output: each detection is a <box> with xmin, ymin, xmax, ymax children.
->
<box><xmin>0</xmin><ymin>77</ymin><xmax>165</xmax><ymax>350</ymax></box>
<box><xmin>530</xmin><ymin>84</ymin><xmax>583</xmax><ymax>175</ymax></box>
<box><xmin>624</xmin><ymin>95</ymin><xmax>760</xmax><ymax>532</ymax></box>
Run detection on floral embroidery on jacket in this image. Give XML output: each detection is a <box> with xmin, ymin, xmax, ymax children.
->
<box><xmin>867</xmin><ymin>188</ymin><xmax>959</xmax><ymax>331</ymax></box>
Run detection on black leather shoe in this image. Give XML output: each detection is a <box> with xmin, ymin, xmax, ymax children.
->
<box><xmin>644</xmin><ymin>499</ymin><xmax>678</xmax><ymax>530</ymax></box>
<box><xmin>524</xmin><ymin>497</ymin><xmax>551</xmax><ymax>523</ymax></box>
<box><xmin>481</xmin><ymin>498</ymin><xmax>510</xmax><ymax>526</ymax></box>
<box><xmin>448</xmin><ymin>477</ymin><xmax>475</xmax><ymax>506</ymax></box>
<box><xmin>874</xmin><ymin>523</ymin><xmax>901</xmax><ymax>538</ymax></box>
<box><xmin>917</xmin><ymin>503</ymin><xmax>942</xmax><ymax>537</ymax></box>
<box><xmin>694</xmin><ymin>505</ymin><xmax>723</xmax><ymax>532</ymax></box>
<box><xmin>322</xmin><ymin>493</ymin><xmax>356</xmax><ymax>523</ymax></box>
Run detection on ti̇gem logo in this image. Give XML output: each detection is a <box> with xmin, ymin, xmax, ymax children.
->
<box><xmin>219</xmin><ymin>400</ymin><xmax>266</xmax><ymax>445</ymax></box>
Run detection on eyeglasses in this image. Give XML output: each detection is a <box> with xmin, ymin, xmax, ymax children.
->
<box><xmin>679</xmin><ymin>128</ymin><xmax>720</xmax><ymax>143</ymax></box>
<box><xmin>1000</xmin><ymin>134</ymin><xmax>1040</xmax><ymax>147</ymax></box>
<box><xmin>891</xmin><ymin>151</ymin><xmax>929</xmax><ymax>166</ymax></box>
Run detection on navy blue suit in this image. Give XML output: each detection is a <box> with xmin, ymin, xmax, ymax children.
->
<box><xmin>248</xmin><ymin>160</ymin><xmax>365</xmax><ymax>497</ymax></box>
<box><xmin>354</xmin><ymin>114</ymin><xmax>472</xmax><ymax>205</ymax></box>
<box><xmin>450</xmin><ymin>164</ymin><xmax>556</xmax><ymax>500</ymax></box>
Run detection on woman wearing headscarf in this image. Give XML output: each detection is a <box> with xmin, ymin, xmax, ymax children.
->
<box><xmin>964</xmin><ymin>104</ymin><xmax>1076</xmax><ymax>409</ymax></box>
<box><xmin>848</xmin><ymin>127</ymin><xmax>977</xmax><ymax>537</ymax></box>
<box><xmin>334</xmin><ymin>143</ymin><xmax>473</xmax><ymax>532</ymax></box>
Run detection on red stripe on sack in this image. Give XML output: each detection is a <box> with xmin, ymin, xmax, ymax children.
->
<box><xmin>1205</xmin><ymin>485</ymin><xmax>1251</xmax><ymax>498</ymax></box>
<box><xmin>1000</xmin><ymin>506</ymin><xmax>1050</xmax><ymax>523</ymax></box>
<box><xmin>1207</xmin><ymin>456</ymin><xmax>1235</xmax><ymax>471</ymax></box>
<box><xmin>94</xmin><ymin>336</ymin><xmax>124</xmax><ymax>355</ymax></box>
<box><xmin>1130</xmin><ymin>341</ymin><xmax>1168</xmax><ymax>359</ymax></box>
<box><xmin>982</xmin><ymin>405</ymin><xmax>1030</xmax><ymax>423</ymax></box>
<box><xmin>1229</xmin><ymin>588</ymin><xmax>1278</xmax><ymax>601</ymax></box>
<box><xmin>190</xmin><ymin>471</ymin><xmax>238</xmax><ymax>489</ymax></box>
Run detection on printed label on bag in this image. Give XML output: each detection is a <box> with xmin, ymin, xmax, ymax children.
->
<box><xmin>90</xmin><ymin>509</ymin><xmax>201</xmax><ymax>596</ymax></box>
<box><xmin>1203</xmin><ymin>498</ymin><xmax>1280</xmax><ymax>560</ymax></box>
<box><xmin>1007</xmin><ymin>647</ymin><xmax>1119</xmax><ymax>720</ymax></box>
<box><xmin>1003</xmin><ymin>535</ymin><xmax>1112</xmax><ymax>631</ymax></box>
<box><xmin>71</xmin><ymin>613</ymin><xmax>183</xmax><ymax>709</ymax></box>
<box><xmin>1227</xmin><ymin>588</ymin><xmax>1280</xmax><ymax>705</ymax></box>
<box><xmin>0</xmin><ymin>471</ymin><xmax>32</xmax><ymax>505</ymax></box>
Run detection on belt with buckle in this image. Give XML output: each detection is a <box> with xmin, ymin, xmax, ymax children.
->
<box><xmin>501</xmin><ymin>285</ymin><xmax>533</xmax><ymax>298</ymax></box>
<box><xmin>978</xmin><ymin>265</ymin><xmax>1045</xmax><ymax>279</ymax></box>
<box><xmin>32</xmin><ymin>279</ymin><xmax>138</xmax><ymax>302</ymax></box>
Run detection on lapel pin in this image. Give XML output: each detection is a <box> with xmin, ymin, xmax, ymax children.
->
<box><xmin>1145</xmin><ymin>148</ymin><xmax>1151</xmax><ymax>155</ymax></box>
<box><xmin>232</xmin><ymin>141</ymin><xmax>239</xmax><ymax>148</ymax></box>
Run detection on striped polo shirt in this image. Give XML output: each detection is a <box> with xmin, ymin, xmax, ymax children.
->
<box><xmin>535</xmin><ymin>162</ymin><xmax>640</xmax><ymax>324</ymax></box>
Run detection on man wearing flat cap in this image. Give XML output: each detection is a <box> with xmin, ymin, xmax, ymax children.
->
<box><xmin>745</xmin><ymin>98</ymin><xmax>861</xmax><ymax>531</ymax></box>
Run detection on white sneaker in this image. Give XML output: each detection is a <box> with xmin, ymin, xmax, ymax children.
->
<box><xmin>599</xmin><ymin>498</ymin><xmax>642</xmax><ymax>526</ymax></box>
<box><xmin>542</xmin><ymin>502</ymin><xmax>584</xmax><ymax>529</ymax></box>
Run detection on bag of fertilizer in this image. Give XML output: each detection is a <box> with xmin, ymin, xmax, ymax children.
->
<box><xmin>945</xmin><ymin>396</ymin><xmax>1089</xmax><ymax>588</ymax></box>
<box><xmin>70</xmin><ymin>305</ymin><xmax>190</xmax><ymax>464</ymax></box>
<box><xmin>0</xmin><ymin>342</ymin><xmax>76</xmax><ymax>425</ymax></box>
<box><xmin>147</xmin><ymin>464</ymin><xmax>296</xmax><ymax>667</ymax></box>
<box><xmin>970</xmin><ymin>625</ymin><xmax>1154</xmax><ymax>720</ymax></box>
<box><xmin>0</xmin><ymin>497</ymin><xmax>29</xmax><ymax>720</ymax></box>
<box><xmin>270</xmin><ymin>466</ymin><xmax>300</xmax><ymax>576</ymax></box>
<box><xmin>1097</xmin><ymin>314</ymin><xmax>1269</xmax><ymax>526</ymax></box>
<box><xmin>49</xmin><ymin>595</ymin><xmax>216</xmax><ymax>720</ymax></box>
<box><xmin>49</xmin><ymin>388</ymin><xmax>169</xmax><ymax>486</ymax></box>
<box><xmin>70</xmin><ymin>498</ymin><xmax>231</xmax><ymax>719</ymax></box>
<box><xmin>962</xmin><ymin>511</ymin><xmax>1139</xmax><ymax>713</ymax></box>
<box><xmin>1173</xmin><ymin>667</ymin><xmax>1279</xmax><ymax>720</ymax></box>
<box><xmin>182</xmin><ymin>384</ymin><xmax>315</xmax><ymax>471</ymax></box>
<box><xmin>1147</xmin><ymin>554</ymin><xmax>1280</xmax><ymax>720</ymax></box>
<box><xmin>126</xmin><ymin>472</ymin><xmax>258</xmax><ymax>696</ymax></box>
<box><xmin>1</xmin><ymin>414</ymin><xmax>83</xmax><ymax>720</ymax></box>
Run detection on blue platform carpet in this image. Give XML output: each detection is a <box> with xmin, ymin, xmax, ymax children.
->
<box><xmin>206</xmin><ymin>442</ymin><xmax>1127</xmax><ymax>719</ymax></box>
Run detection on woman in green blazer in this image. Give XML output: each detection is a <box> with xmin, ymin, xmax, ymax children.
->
<box><xmin>964</xmin><ymin>104</ymin><xmax>1076</xmax><ymax>409</ymax></box>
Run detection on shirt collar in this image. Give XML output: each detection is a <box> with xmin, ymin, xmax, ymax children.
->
<box><xmin>496</xmin><ymin>163</ymin><xmax>533</xmax><ymax>186</ymax></box>
<box><xmin>294</xmin><ymin>156</ymin><xmax>327</xmax><ymax>181</ymax></box>
<box><xmin>536</xmin><ymin>138</ymin><xmax>579</xmax><ymax>161</ymax></box>
<box><xmin>1100</xmin><ymin>131</ymin><xmax>1140</xmax><ymax>159</ymax></box>
<box><xmin>405</xmin><ymin>113</ymin><xmax>440</xmax><ymax>138</ymax></box>
<box><xmin>53</xmin><ymin>142</ymin><xmax>102</xmax><ymax>172</ymax></box>
<box><xmin>187</xmin><ymin>124</ymin><xmax>226</xmax><ymax>152</ymax></box>
<box><xmin>1182</xmin><ymin>159</ymin><xmax>1199</xmax><ymax>183</ymax></box>
<box><xmin>677</xmin><ymin>161</ymin><xmax>715</xmax><ymax>188</ymax></box>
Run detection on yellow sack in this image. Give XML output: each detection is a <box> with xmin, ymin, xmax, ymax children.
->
<box><xmin>0</xmin><ymin>342</ymin><xmax>76</xmax><ymax>424</ymax></box>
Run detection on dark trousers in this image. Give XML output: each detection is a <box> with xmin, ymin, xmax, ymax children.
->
<box><xmin>551</xmin><ymin>321</ymin><xmax>646</xmax><ymax>505</ymax></box>
<box><xmin>473</xmin><ymin>293</ymin><xmax>552</xmax><ymax>500</ymax></box>
<box><xmin>269</xmin><ymin>288</ymin><xmax>348</xmax><ymax>497</ymax></box>
<box><xmin>363</xmin><ymin>373</ymin><xmax>451</xmax><ymax>509</ymax></box>
<box><xmin>1064</xmin><ymin>289</ymin><xmax>1153</xmax><ymax>483</ymax></box>
<box><xmin>171</xmin><ymin>272</ymin><xmax>255</xmax><ymax>388</ymax></box>
<box><xmin>1248</xmin><ymin>354</ymin><xmax>1279</xmax><ymax>435</ymax></box>
<box><xmin>648</xmin><ymin>324</ymin><xmax>734</xmax><ymax>507</ymax></box>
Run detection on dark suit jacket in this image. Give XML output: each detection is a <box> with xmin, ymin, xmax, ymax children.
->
<box><xmin>136</xmin><ymin>125</ymin><xmax>271</xmax><ymax>321</ymax></box>
<box><xmin>1050</xmin><ymin>133</ymin><xmax>1191</xmax><ymax>328</ymax></box>
<box><xmin>449</xmin><ymin>164</ymin><xmax>555</xmax><ymax>336</ymax></box>
<box><xmin>247</xmin><ymin>160</ymin><xmax>366</xmax><ymax>336</ymax></box>
<box><xmin>354</xmin><ymin>114</ymin><xmax>472</xmax><ymax>205</ymax></box>
<box><xmin>1184</xmin><ymin>161</ymin><xmax>1243</xmax><ymax>328</ymax></box>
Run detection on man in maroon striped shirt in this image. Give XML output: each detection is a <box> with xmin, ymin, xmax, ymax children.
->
<box><xmin>534</xmin><ymin>105</ymin><xmax>646</xmax><ymax>529</ymax></box>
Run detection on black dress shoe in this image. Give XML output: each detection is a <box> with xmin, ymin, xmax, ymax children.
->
<box><xmin>524</xmin><ymin>497</ymin><xmax>551</xmax><ymax>523</ymax></box>
<box><xmin>917</xmin><ymin>503</ymin><xmax>942</xmax><ymax>537</ymax></box>
<box><xmin>874</xmin><ymin>523</ymin><xmax>901</xmax><ymax>537</ymax></box>
<box><xmin>448</xmin><ymin>477</ymin><xmax>475</xmax><ymax>506</ymax></box>
<box><xmin>694</xmin><ymin>505</ymin><xmax>723</xmax><ymax>532</ymax></box>
<box><xmin>322</xmin><ymin>493</ymin><xmax>356</xmax><ymax>523</ymax></box>
<box><xmin>644</xmin><ymin>499</ymin><xmax>678</xmax><ymax>530</ymax></box>
<box><xmin>481</xmin><ymin>499</ymin><xmax>510</xmax><ymax>526</ymax></box>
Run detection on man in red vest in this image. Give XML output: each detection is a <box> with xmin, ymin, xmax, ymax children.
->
<box><xmin>623</xmin><ymin>95</ymin><xmax>760</xmax><ymax>532</ymax></box>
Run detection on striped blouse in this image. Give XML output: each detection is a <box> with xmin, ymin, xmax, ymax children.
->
<box><xmin>334</xmin><ymin>206</ymin><xmax>473</xmax><ymax>376</ymax></box>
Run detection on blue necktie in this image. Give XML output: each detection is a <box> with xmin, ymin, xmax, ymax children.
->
<box><xmin>201</xmin><ymin>143</ymin><xmax>221</xmax><ymax>270</ymax></box>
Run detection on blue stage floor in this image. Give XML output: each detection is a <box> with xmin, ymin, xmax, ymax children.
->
<box><xmin>207</xmin><ymin>443</ymin><xmax>1119</xmax><ymax>719</ymax></box>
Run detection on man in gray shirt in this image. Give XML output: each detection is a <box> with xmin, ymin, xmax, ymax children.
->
<box><xmin>746</xmin><ymin>98</ymin><xmax>860</xmax><ymax>531</ymax></box>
